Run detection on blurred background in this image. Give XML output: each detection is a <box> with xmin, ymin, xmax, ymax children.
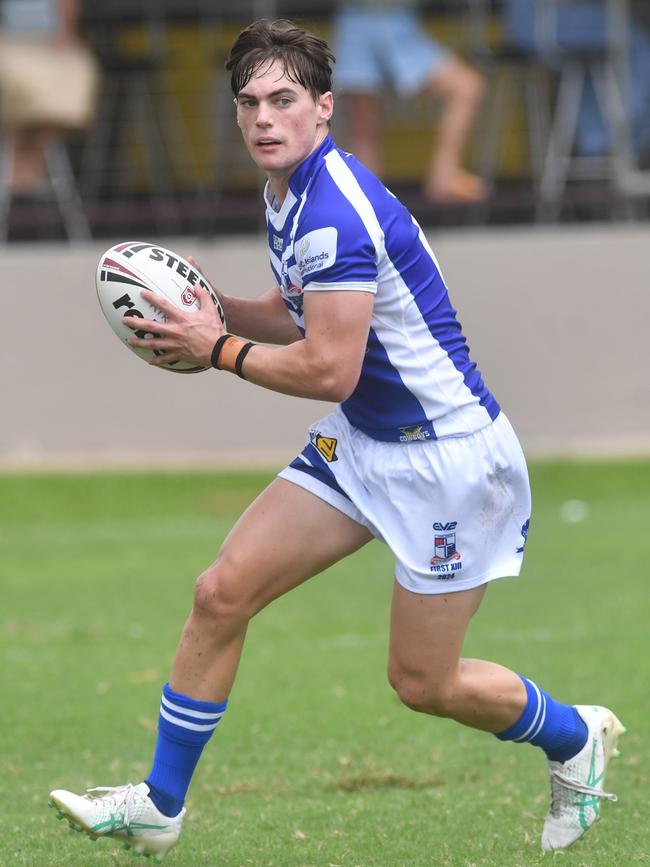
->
<box><xmin>1</xmin><ymin>0</ymin><xmax>649</xmax><ymax>468</ymax></box>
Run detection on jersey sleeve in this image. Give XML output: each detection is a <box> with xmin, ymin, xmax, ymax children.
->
<box><xmin>294</xmin><ymin>199</ymin><xmax>378</xmax><ymax>294</ymax></box>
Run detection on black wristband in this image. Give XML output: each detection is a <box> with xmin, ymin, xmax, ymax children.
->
<box><xmin>235</xmin><ymin>342</ymin><xmax>255</xmax><ymax>379</ymax></box>
<box><xmin>210</xmin><ymin>334</ymin><xmax>233</xmax><ymax>369</ymax></box>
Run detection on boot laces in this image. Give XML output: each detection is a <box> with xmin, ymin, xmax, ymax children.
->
<box><xmin>549</xmin><ymin>767</ymin><xmax>617</xmax><ymax>814</ymax></box>
<box><xmin>85</xmin><ymin>783</ymin><xmax>140</xmax><ymax>826</ymax></box>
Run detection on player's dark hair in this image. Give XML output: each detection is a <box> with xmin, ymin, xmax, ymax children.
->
<box><xmin>226</xmin><ymin>19</ymin><xmax>334</xmax><ymax>101</ymax></box>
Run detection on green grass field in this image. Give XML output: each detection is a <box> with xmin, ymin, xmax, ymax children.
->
<box><xmin>2</xmin><ymin>462</ymin><xmax>649</xmax><ymax>867</ymax></box>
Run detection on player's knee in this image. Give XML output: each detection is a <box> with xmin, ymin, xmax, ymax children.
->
<box><xmin>440</xmin><ymin>64</ymin><xmax>485</xmax><ymax>105</ymax></box>
<box><xmin>193</xmin><ymin>555</ymin><xmax>252</xmax><ymax>624</ymax></box>
<box><xmin>388</xmin><ymin>666</ymin><xmax>456</xmax><ymax>717</ymax></box>
<box><xmin>465</xmin><ymin>67</ymin><xmax>485</xmax><ymax>102</ymax></box>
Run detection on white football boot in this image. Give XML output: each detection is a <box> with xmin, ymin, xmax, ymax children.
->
<box><xmin>49</xmin><ymin>782</ymin><xmax>184</xmax><ymax>862</ymax></box>
<box><xmin>541</xmin><ymin>705</ymin><xmax>625</xmax><ymax>851</ymax></box>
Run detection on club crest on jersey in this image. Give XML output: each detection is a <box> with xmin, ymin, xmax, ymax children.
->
<box><xmin>430</xmin><ymin>521</ymin><xmax>462</xmax><ymax>576</ymax></box>
<box><xmin>181</xmin><ymin>286</ymin><xmax>196</xmax><ymax>306</ymax></box>
<box><xmin>279</xmin><ymin>260</ymin><xmax>304</xmax><ymax>305</ymax></box>
<box><xmin>398</xmin><ymin>425</ymin><xmax>430</xmax><ymax>443</ymax></box>
<box><xmin>309</xmin><ymin>430</ymin><xmax>338</xmax><ymax>462</ymax></box>
<box><xmin>272</xmin><ymin>234</ymin><xmax>283</xmax><ymax>251</ymax></box>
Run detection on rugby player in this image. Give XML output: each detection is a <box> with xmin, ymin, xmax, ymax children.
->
<box><xmin>50</xmin><ymin>19</ymin><xmax>624</xmax><ymax>861</ymax></box>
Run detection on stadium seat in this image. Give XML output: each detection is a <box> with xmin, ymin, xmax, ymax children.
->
<box><xmin>465</xmin><ymin>0</ymin><xmax>552</xmax><ymax>218</ymax></box>
<box><xmin>536</xmin><ymin>2</ymin><xmax>639</xmax><ymax>221</ymax></box>
<box><xmin>0</xmin><ymin>132</ymin><xmax>91</xmax><ymax>243</ymax></box>
<box><xmin>79</xmin><ymin>6</ymin><xmax>195</xmax><ymax>233</ymax></box>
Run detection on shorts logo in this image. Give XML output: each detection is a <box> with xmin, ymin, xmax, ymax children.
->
<box><xmin>430</xmin><ymin>521</ymin><xmax>462</xmax><ymax>575</ymax></box>
<box><xmin>309</xmin><ymin>430</ymin><xmax>338</xmax><ymax>462</ymax></box>
<box><xmin>398</xmin><ymin>425</ymin><xmax>430</xmax><ymax>443</ymax></box>
<box><xmin>516</xmin><ymin>518</ymin><xmax>530</xmax><ymax>554</ymax></box>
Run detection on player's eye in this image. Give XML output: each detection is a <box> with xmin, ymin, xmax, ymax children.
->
<box><xmin>277</xmin><ymin>97</ymin><xmax>292</xmax><ymax>106</ymax></box>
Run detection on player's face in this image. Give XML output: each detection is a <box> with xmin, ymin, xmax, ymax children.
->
<box><xmin>235</xmin><ymin>60</ymin><xmax>333</xmax><ymax>200</ymax></box>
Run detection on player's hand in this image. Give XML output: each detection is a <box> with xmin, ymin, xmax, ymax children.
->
<box><xmin>124</xmin><ymin>284</ymin><xmax>226</xmax><ymax>368</ymax></box>
<box><xmin>187</xmin><ymin>255</ymin><xmax>227</xmax><ymax>309</ymax></box>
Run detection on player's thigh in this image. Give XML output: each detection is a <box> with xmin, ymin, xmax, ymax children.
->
<box><xmin>208</xmin><ymin>477</ymin><xmax>373</xmax><ymax>615</ymax></box>
<box><xmin>388</xmin><ymin>580</ymin><xmax>486</xmax><ymax>684</ymax></box>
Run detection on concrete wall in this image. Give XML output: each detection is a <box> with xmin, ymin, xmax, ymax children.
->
<box><xmin>2</xmin><ymin>223</ymin><xmax>649</xmax><ymax>470</ymax></box>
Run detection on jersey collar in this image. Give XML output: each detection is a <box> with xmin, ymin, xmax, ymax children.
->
<box><xmin>288</xmin><ymin>134</ymin><xmax>336</xmax><ymax>197</ymax></box>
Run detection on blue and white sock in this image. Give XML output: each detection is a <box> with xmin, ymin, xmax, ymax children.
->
<box><xmin>145</xmin><ymin>682</ymin><xmax>227</xmax><ymax>818</ymax></box>
<box><xmin>495</xmin><ymin>675</ymin><xmax>588</xmax><ymax>763</ymax></box>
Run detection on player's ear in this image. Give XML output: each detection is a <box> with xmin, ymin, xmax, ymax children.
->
<box><xmin>318</xmin><ymin>91</ymin><xmax>333</xmax><ymax>125</ymax></box>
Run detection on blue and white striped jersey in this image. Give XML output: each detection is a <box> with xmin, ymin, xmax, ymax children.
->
<box><xmin>265</xmin><ymin>135</ymin><xmax>500</xmax><ymax>443</ymax></box>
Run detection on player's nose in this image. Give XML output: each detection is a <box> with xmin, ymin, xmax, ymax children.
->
<box><xmin>255</xmin><ymin>102</ymin><xmax>273</xmax><ymax>126</ymax></box>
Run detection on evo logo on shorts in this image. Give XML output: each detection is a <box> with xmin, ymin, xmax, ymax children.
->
<box><xmin>430</xmin><ymin>521</ymin><xmax>463</xmax><ymax>576</ymax></box>
<box><xmin>309</xmin><ymin>429</ymin><xmax>338</xmax><ymax>462</ymax></box>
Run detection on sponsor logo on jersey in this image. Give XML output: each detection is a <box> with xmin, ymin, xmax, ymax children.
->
<box><xmin>295</xmin><ymin>227</ymin><xmax>338</xmax><ymax>276</ymax></box>
<box><xmin>398</xmin><ymin>425</ymin><xmax>430</xmax><ymax>443</ymax></box>
<box><xmin>181</xmin><ymin>286</ymin><xmax>196</xmax><ymax>306</ymax></box>
<box><xmin>309</xmin><ymin>430</ymin><xmax>338</xmax><ymax>462</ymax></box>
<box><xmin>430</xmin><ymin>521</ymin><xmax>462</xmax><ymax>575</ymax></box>
<box><xmin>273</xmin><ymin>234</ymin><xmax>283</xmax><ymax>251</ymax></box>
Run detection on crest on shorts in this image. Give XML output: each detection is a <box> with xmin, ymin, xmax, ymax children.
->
<box><xmin>309</xmin><ymin>430</ymin><xmax>338</xmax><ymax>462</ymax></box>
<box><xmin>432</xmin><ymin>532</ymin><xmax>457</xmax><ymax>563</ymax></box>
<box><xmin>430</xmin><ymin>521</ymin><xmax>462</xmax><ymax>575</ymax></box>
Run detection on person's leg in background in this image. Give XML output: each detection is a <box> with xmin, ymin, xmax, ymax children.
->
<box><xmin>333</xmin><ymin>6</ymin><xmax>487</xmax><ymax>202</ymax></box>
<box><xmin>331</xmin><ymin>6</ymin><xmax>385</xmax><ymax>175</ymax></box>
<box><xmin>422</xmin><ymin>55</ymin><xmax>487</xmax><ymax>202</ymax></box>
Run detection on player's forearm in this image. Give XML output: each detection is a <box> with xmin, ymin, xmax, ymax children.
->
<box><xmin>216</xmin><ymin>338</ymin><xmax>360</xmax><ymax>403</ymax></box>
<box><xmin>219</xmin><ymin>289</ymin><xmax>301</xmax><ymax>345</ymax></box>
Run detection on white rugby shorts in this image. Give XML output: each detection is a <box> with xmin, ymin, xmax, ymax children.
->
<box><xmin>279</xmin><ymin>409</ymin><xmax>532</xmax><ymax>594</ymax></box>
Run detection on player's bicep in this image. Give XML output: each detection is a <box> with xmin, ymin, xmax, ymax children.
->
<box><xmin>301</xmin><ymin>289</ymin><xmax>373</xmax><ymax>390</ymax></box>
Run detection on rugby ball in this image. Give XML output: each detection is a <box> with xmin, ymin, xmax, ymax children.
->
<box><xmin>96</xmin><ymin>241</ymin><xmax>226</xmax><ymax>373</ymax></box>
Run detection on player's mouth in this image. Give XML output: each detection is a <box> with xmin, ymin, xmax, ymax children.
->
<box><xmin>256</xmin><ymin>137</ymin><xmax>281</xmax><ymax>150</ymax></box>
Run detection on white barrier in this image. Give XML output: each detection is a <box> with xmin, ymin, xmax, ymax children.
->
<box><xmin>2</xmin><ymin>223</ymin><xmax>649</xmax><ymax>469</ymax></box>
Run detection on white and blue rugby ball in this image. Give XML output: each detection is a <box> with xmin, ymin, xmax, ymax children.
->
<box><xmin>96</xmin><ymin>241</ymin><xmax>226</xmax><ymax>373</ymax></box>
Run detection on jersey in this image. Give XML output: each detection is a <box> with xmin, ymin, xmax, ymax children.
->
<box><xmin>265</xmin><ymin>134</ymin><xmax>500</xmax><ymax>443</ymax></box>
